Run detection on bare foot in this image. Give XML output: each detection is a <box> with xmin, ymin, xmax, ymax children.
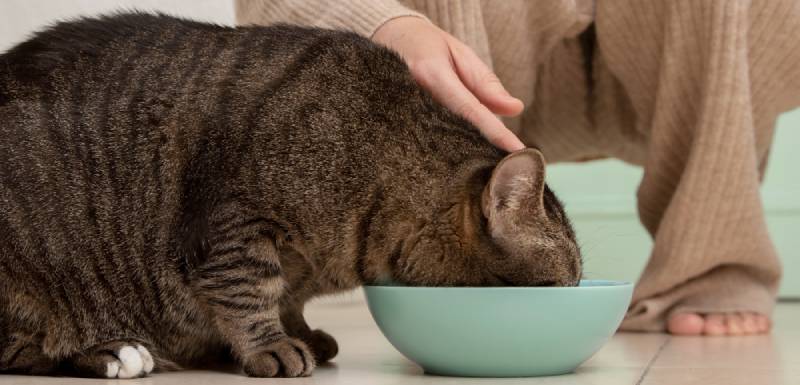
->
<box><xmin>667</xmin><ymin>312</ymin><xmax>771</xmax><ymax>336</ymax></box>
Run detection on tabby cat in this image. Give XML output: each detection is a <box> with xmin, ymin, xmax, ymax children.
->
<box><xmin>0</xmin><ymin>13</ymin><xmax>581</xmax><ymax>378</ymax></box>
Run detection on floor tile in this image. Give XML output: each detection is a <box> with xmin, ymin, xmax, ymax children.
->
<box><xmin>773</xmin><ymin>300</ymin><xmax>800</xmax><ymax>332</ymax></box>
<box><xmin>583</xmin><ymin>333</ymin><xmax>668</xmax><ymax>368</ymax></box>
<box><xmin>0</xmin><ymin>363</ymin><xmax>645</xmax><ymax>385</ymax></box>
<box><xmin>640</xmin><ymin>367</ymin><xmax>799</xmax><ymax>385</ymax></box>
<box><xmin>651</xmin><ymin>331</ymin><xmax>800</xmax><ymax>369</ymax></box>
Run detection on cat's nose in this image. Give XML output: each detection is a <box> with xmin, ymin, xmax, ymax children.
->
<box><xmin>516</xmin><ymin>263</ymin><xmax>580</xmax><ymax>287</ymax></box>
<box><xmin>528</xmin><ymin>276</ymin><xmax>576</xmax><ymax>287</ymax></box>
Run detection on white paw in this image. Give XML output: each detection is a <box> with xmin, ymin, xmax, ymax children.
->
<box><xmin>105</xmin><ymin>344</ymin><xmax>154</xmax><ymax>379</ymax></box>
<box><xmin>137</xmin><ymin>344</ymin><xmax>155</xmax><ymax>373</ymax></box>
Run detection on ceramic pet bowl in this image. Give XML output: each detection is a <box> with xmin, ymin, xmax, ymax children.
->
<box><xmin>363</xmin><ymin>280</ymin><xmax>633</xmax><ymax>377</ymax></box>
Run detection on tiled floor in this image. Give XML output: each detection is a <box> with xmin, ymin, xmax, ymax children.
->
<box><xmin>1</xmin><ymin>297</ymin><xmax>798</xmax><ymax>385</ymax></box>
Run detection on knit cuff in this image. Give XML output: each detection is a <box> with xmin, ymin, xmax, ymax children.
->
<box><xmin>326</xmin><ymin>0</ymin><xmax>428</xmax><ymax>37</ymax></box>
<box><xmin>235</xmin><ymin>0</ymin><xmax>429</xmax><ymax>38</ymax></box>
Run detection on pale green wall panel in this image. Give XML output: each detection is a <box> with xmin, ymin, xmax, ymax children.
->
<box><xmin>547</xmin><ymin>109</ymin><xmax>800</xmax><ymax>298</ymax></box>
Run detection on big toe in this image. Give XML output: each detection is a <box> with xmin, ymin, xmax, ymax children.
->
<box><xmin>667</xmin><ymin>313</ymin><xmax>705</xmax><ymax>335</ymax></box>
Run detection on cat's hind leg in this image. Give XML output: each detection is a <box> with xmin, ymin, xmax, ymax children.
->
<box><xmin>0</xmin><ymin>333</ymin><xmax>58</xmax><ymax>375</ymax></box>
<box><xmin>65</xmin><ymin>340</ymin><xmax>155</xmax><ymax>379</ymax></box>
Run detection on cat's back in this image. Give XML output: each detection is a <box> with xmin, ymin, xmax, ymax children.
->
<box><xmin>0</xmin><ymin>14</ymin><xmax>226</xmax><ymax>261</ymax></box>
<box><xmin>0</xmin><ymin>12</ymin><xmax>494</xmax><ymax>254</ymax></box>
<box><xmin>1</xmin><ymin>18</ymin><xmax>320</xmax><ymax>198</ymax></box>
<box><xmin>0</xmin><ymin>14</ymin><xmax>305</xmax><ymax>271</ymax></box>
<box><xmin>0</xmin><ymin>13</ymin><xmax>406</xmax><ymax>274</ymax></box>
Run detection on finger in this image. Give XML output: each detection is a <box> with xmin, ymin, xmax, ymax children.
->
<box><xmin>416</xmin><ymin>65</ymin><xmax>525</xmax><ymax>151</ymax></box>
<box><xmin>447</xmin><ymin>37</ymin><xmax>524</xmax><ymax>117</ymax></box>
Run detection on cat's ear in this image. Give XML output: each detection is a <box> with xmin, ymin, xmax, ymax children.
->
<box><xmin>482</xmin><ymin>148</ymin><xmax>547</xmax><ymax>220</ymax></box>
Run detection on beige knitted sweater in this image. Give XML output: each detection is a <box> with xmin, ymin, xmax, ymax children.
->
<box><xmin>236</xmin><ymin>0</ymin><xmax>800</xmax><ymax>331</ymax></box>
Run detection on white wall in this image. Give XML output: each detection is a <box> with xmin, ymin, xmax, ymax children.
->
<box><xmin>0</xmin><ymin>0</ymin><xmax>235</xmax><ymax>52</ymax></box>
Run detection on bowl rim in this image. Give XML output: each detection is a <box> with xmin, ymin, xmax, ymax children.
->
<box><xmin>364</xmin><ymin>279</ymin><xmax>632</xmax><ymax>290</ymax></box>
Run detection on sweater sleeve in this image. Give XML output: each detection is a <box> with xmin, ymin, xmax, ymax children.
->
<box><xmin>234</xmin><ymin>0</ymin><xmax>428</xmax><ymax>37</ymax></box>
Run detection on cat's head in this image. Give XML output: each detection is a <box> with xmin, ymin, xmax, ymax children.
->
<box><xmin>390</xmin><ymin>148</ymin><xmax>581</xmax><ymax>287</ymax></box>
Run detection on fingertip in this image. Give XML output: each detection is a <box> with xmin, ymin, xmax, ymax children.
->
<box><xmin>506</xmin><ymin>138</ymin><xmax>526</xmax><ymax>152</ymax></box>
<box><xmin>506</xmin><ymin>97</ymin><xmax>525</xmax><ymax>115</ymax></box>
<box><xmin>492</xmin><ymin>133</ymin><xmax>525</xmax><ymax>152</ymax></box>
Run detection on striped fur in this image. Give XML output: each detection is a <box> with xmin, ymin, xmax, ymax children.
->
<box><xmin>0</xmin><ymin>13</ymin><xmax>580</xmax><ymax>378</ymax></box>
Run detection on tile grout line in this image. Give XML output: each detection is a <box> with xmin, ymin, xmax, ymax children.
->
<box><xmin>634</xmin><ymin>336</ymin><xmax>671</xmax><ymax>385</ymax></box>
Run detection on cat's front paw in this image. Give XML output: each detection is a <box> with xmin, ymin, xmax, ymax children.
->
<box><xmin>308</xmin><ymin>329</ymin><xmax>338</xmax><ymax>363</ymax></box>
<box><xmin>243</xmin><ymin>337</ymin><xmax>315</xmax><ymax>377</ymax></box>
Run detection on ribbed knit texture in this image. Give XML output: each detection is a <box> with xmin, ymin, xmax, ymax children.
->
<box><xmin>235</xmin><ymin>0</ymin><xmax>800</xmax><ymax>331</ymax></box>
<box><xmin>235</xmin><ymin>0</ymin><xmax>426</xmax><ymax>37</ymax></box>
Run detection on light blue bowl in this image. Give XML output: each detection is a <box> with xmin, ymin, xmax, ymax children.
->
<box><xmin>363</xmin><ymin>280</ymin><xmax>633</xmax><ymax>377</ymax></box>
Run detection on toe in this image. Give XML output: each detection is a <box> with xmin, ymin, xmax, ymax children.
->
<box><xmin>703</xmin><ymin>314</ymin><xmax>728</xmax><ymax>336</ymax></box>
<box><xmin>667</xmin><ymin>313</ymin><xmax>705</xmax><ymax>335</ymax></box>
<box><xmin>755</xmin><ymin>314</ymin><xmax>772</xmax><ymax>333</ymax></box>
<box><xmin>244</xmin><ymin>338</ymin><xmax>314</xmax><ymax>378</ymax></box>
<box><xmin>739</xmin><ymin>313</ymin><xmax>760</xmax><ymax>334</ymax></box>
<box><xmin>725</xmin><ymin>313</ymin><xmax>745</xmax><ymax>335</ymax></box>
<box><xmin>136</xmin><ymin>344</ymin><xmax>154</xmax><ymax>374</ymax></box>
<box><xmin>116</xmin><ymin>346</ymin><xmax>144</xmax><ymax>379</ymax></box>
<box><xmin>244</xmin><ymin>352</ymin><xmax>279</xmax><ymax>377</ymax></box>
<box><xmin>105</xmin><ymin>361</ymin><xmax>120</xmax><ymax>378</ymax></box>
<box><xmin>287</xmin><ymin>339</ymin><xmax>315</xmax><ymax>377</ymax></box>
<box><xmin>309</xmin><ymin>329</ymin><xmax>338</xmax><ymax>363</ymax></box>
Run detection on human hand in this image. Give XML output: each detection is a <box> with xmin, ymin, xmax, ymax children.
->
<box><xmin>372</xmin><ymin>16</ymin><xmax>525</xmax><ymax>152</ymax></box>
